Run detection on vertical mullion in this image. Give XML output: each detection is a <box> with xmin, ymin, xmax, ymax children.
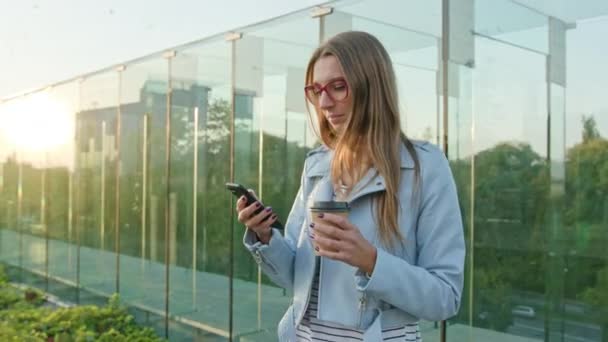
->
<box><xmin>42</xmin><ymin>151</ymin><xmax>48</xmax><ymax>292</ymax></box>
<box><xmin>163</xmin><ymin>54</ymin><xmax>174</xmax><ymax>340</ymax></box>
<box><xmin>228</xmin><ymin>37</ymin><xmax>236</xmax><ymax>342</ymax></box>
<box><xmin>75</xmin><ymin>79</ymin><xmax>83</xmax><ymax>304</ymax></box>
<box><xmin>115</xmin><ymin>69</ymin><xmax>123</xmax><ymax>294</ymax></box>
<box><xmin>192</xmin><ymin>107</ymin><xmax>199</xmax><ymax>308</ymax></box>
<box><xmin>142</xmin><ymin>114</ymin><xmax>148</xmax><ymax>266</ymax></box>
<box><xmin>441</xmin><ymin>0</ymin><xmax>449</xmax><ymax>341</ymax></box>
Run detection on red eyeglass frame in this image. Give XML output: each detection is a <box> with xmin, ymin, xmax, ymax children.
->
<box><xmin>304</xmin><ymin>77</ymin><xmax>349</xmax><ymax>104</ymax></box>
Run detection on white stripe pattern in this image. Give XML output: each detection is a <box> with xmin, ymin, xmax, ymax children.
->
<box><xmin>296</xmin><ymin>269</ymin><xmax>421</xmax><ymax>342</ymax></box>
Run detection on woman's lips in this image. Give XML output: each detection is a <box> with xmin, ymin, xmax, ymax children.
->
<box><xmin>327</xmin><ymin>114</ymin><xmax>345</xmax><ymax>124</ymax></box>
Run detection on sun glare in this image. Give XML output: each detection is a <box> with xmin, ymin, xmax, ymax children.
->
<box><xmin>1</xmin><ymin>92</ymin><xmax>74</xmax><ymax>153</ymax></box>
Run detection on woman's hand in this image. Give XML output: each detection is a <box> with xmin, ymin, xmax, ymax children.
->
<box><xmin>310</xmin><ymin>213</ymin><xmax>377</xmax><ymax>275</ymax></box>
<box><xmin>236</xmin><ymin>192</ymin><xmax>277</xmax><ymax>244</ymax></box>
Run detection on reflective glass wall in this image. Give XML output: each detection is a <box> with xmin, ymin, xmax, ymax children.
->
<box><xmin>447</xmin><ymin>1</ymin><xmax>608</xmax><ymax>341</ymax></box>
<box><xmin>0</xmin><ymin>1</ymin><xmax>606</xmax><ymax>341</ymax></box>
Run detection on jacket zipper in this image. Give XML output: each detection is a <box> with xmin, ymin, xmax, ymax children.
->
<box><xmin>301</xmin><ymin>271</ymin><xmax>313</xmax><ymax>325</ymax></box>
<box><xmin>358</xmin><ymin>292</ymin><xmax>367</xmax><ymax>327</ymax></box>
<box><xmin>298</xmin><ymin>230</ymin><xmax>317</xmax><ymax>326</ymax></box>
<box><xmin>317</xmin><ymin>257</ymin><xmax>323</xmax><ymax>319</ymax></box>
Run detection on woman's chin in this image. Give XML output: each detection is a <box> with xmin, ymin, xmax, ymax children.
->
<box><xmin>330</xmin><ymin>123</ymin><xmax>345</xmax><ymax>135</ymax></box>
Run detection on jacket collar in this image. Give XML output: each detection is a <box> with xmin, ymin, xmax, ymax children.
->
<box><xmin>306</xmin><ymin>142</ymin><xmax>416</xmax><ymax>203</ymax></box>
<box><xmin>307</xmin><ymin>142</ymin><xmax>416</xmax><ymax>178</ymax></box>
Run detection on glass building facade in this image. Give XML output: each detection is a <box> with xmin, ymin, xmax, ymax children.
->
<box><xmin>0</xmin><ymin>0</ymin><xmax>607</xmax><ymax>341</ymax></box>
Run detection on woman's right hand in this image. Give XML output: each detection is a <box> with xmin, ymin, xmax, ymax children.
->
<box><xmin>236</xmin><ymin>192</ymin><xmax>277</xmax><ymax>244</ymax></box>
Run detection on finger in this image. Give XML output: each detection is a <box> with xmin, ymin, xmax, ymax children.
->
<box><xmin>243</xmin><ymin>201</ymin><xmax>263</xmax><ymax>217</ymax></box>
<box><xmin>237</xmin><ymin>201</ymin><xmax>263</xmax><ymax>223</ymax></box>
<box><xmin>308</xmin><ymin>222</ymin><xmax>326</xmax><ymax>241</ymax></box>
<box><xmin>245</xmin><ymin>206</ymin><xmax>274</xmax><ymax>227</ymax></box>
<box><xmin>257</xmin><ymin>212</ymin><xmax>278</xmax><ymax>231</ymax></box>
<box><xmin>318</xmin><ymin>213</ymin><xmax>354</xmax><ymax>231</ymax></box>
<box><xmin>311</xmin><ymin>221</ymin><xmax>346</xmax><ymax>240</ymax></box>
<box><xmin>316</xmin><ymin>248</ymin><xmax>343</xmax><ymax>261</ymax></box>
<box><xmin>313</xmin><ymin>233</ymin><xmax>342</xmax><ymax>253</ymax></box>
<box><xmin>235</xmin><ymin>196</ymin><xmax>248</xmax><ymax>211</ymax></box>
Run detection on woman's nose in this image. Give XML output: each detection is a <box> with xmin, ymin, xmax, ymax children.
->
<box><xmin>318</xmin><ymin>91</ymin><xmax>334</xmax><ymax>109</ymax></box>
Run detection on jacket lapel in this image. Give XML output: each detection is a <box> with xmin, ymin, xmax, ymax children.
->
<box><xmin>348</xmin><ymin>143</ymin><xmax>416</xmax><ymax>203</ymax></box>
<box><xmin>348</xmin><ymin>169</ymin><xmax>385</xmax><ymax>203</ymax></box>
<box><xmin>305</xmin><ymin>142</ymin><xmax>416</xmax><ymax>204</ymax></box>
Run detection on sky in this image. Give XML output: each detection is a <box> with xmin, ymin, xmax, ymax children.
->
<box><xmin>0</xmin><ymin>0</ymin><xmax>606</xmax><ymax>166</ymax></box>
<box><xmin>0</xmin><ymin>0</ymin><xmax>325</xmax><ymax>98</ymax></box>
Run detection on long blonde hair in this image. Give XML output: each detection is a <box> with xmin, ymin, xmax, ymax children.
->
<box><xmin>305</xmin><ymin>31</ymin><xmax>420</xmax><ymax>247</ymax></box>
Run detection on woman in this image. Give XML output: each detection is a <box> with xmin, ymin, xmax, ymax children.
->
<box><xmin>238</xmin><ymin>31</ymin><xmax>465</xmax><ymax>341</ymax></box>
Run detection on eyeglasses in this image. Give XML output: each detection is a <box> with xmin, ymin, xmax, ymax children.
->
<box><xmin>304</xmin><ymin>77</ymin><xmax>349</xmax><ymax>106</ymax></box>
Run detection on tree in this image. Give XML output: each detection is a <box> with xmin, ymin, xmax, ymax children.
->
<box><xmin>567</xmin><ymin>115</ymin><xmax>608</xmax><ymax>338</ymax></box>
<box><xmin>582</xmin><ymin>115</ymin><xmax>601</xmax><ymax>142</ymax></box>
<box><xmin>473</xmin><ymin>142</ymin><xmax>548</xmax><ymax>255</ymax></box>
<box><xmin>565</xmin><ymin>119</ymin><xmax>608</xmax><ymax>232</ymax></box>
<box><xmin>580</xmin><ymin>266</ymin><xmax>608</xmax><ymax>341</ymax></box>
<box><xmin>474</xmin><ymin>263</ymin><xmax>513</xmax><ymax>331</ymax></box>
<box><xmin>451</xmin><ymin>142</ymin><xmax>549</xmax><ymax>330</ymax></box>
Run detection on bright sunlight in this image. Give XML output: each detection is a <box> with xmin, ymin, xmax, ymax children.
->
<box><xmin>1</xmin><ymin>92</ymin><xmax>74</xmax><ymax>153</ymax></box>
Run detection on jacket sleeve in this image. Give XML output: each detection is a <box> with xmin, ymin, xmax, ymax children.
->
<box><xmin>355</xmin><ymin>150</ymin><xmax>465</xmax><ymax>321</ymax></box>
<box><xmin>242</xmin><ymin>160</ymin><xmax>310</xmax><ymax>292</ymax></box>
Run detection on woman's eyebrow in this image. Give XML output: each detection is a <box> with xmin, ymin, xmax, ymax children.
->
<box><xmin>312</xmin><ymin>76</ymin><xmax>346</xmax><ymax>86</ymax></box>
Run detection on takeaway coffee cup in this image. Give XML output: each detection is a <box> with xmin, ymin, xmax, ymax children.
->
<box><xmin>309</xmin><ymin>201</ymin><xmax>350</xmax><ymax>254</ymax></box>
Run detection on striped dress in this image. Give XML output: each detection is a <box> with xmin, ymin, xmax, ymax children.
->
<box><xmin>296</xmin><ymin>266</ymin><xmax>422</xmax><ymax>342</ymax></box>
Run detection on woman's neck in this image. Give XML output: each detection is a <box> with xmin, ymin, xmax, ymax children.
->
<box><xmin>335</xmin><ymin>160</ymin><xmax>372</xmax><ymax>200</ymax></box>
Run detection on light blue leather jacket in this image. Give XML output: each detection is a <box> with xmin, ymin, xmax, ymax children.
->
<box><xmin>243</xmin><ymin>140</ymin><xmax>465</xmax><ymax>341</ymax></box>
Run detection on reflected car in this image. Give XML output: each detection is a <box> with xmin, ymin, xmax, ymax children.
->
<box><xmin>511</xmin><ymin>305</ymin><xmax>536</xmax><ymax>318</ymax></box>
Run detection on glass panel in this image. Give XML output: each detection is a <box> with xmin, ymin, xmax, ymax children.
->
<box><xmin>511</xmin><ymin>0</ymin><xmax>608</xmax><ymax>23</ymax></box>
<box><xmin>325</xmin><ymin>7</ymin><xmax>441</xmax><ymax>145</ymax></box>
<box><xmin>475</xmin><ymin>0</ymin><xmax>548</xmax><ymax>53</ymax></box>
<box><xmin>325</xmin><ymin>2</ymin><xmax>443</xmax><ymax>339</ymax></box>
<box><xmin>165</xmin><ymin>39</ymin><xmax>232</xmax><ymax>340</ymax></box>
<box><xmin>334</xmin><ymin>0</ymin><xmax>442</xmax><ymax>37</ymax></box>
<box><xmin>45</xmin><ymin>83</ymin><xmax>79</xmax><ymax>302</ymax></box>
<box><xmin>77</xmin><ymin>72</ymin><xmax>119</xmax><ymax>304</ymax></box>
<box><xmin>0</xmin><ymin>100</ymin><xmax>16</xmax><ymax>276</ymax></box>
<box><xmin>13</xmin><ymin>92</ymin><xmax>50</xmax><ymax>289</ymax></box>
<box><xmin>446</xmin><ymin>64</ymin><xmax>474</xmax><ymax>339</ymax></box>
<box><xmin>233</xmin><ymin>12</ymin><xmax>318</xmax><ymax>341</ymax></box>
<box><xmin>470</xmin><ymin>36</ymin><xmax>547</xmax><ymax>340</ymax></box>
<box><xmin>2</xmin><ymin>3</ymin><xmax>607</xmax><ymax>342</ymax></box>
<box><xmin>562</xmin><ymin>16</ymin><xmax>608</xmax><ymax>342</ymax></box>
<box><xmin>0</xmin><ymin>97</ymin><xmax>31</xmax><ymax>282</ymax></box>
<box><xmin>117</xmin><ymin>57</ymin><xmax>168</xmax><ymax>336</ymax></box>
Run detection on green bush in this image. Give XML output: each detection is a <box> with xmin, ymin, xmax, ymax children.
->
<box><xmin>0</xmin><ymin>266</ymin><xmax>164</xmax><ymax>342</ymax></box>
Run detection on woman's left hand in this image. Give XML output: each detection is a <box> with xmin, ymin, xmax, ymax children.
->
<box><xmin>311</xmin><ymin>213</ymin><xmax>377</xmax><ymax>275</ymax></box>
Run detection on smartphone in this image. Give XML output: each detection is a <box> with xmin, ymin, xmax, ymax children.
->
<box><xmin>225</xmin><ymin>182</ymin><xmax>284</xmax><ymax>230</ymax></box>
